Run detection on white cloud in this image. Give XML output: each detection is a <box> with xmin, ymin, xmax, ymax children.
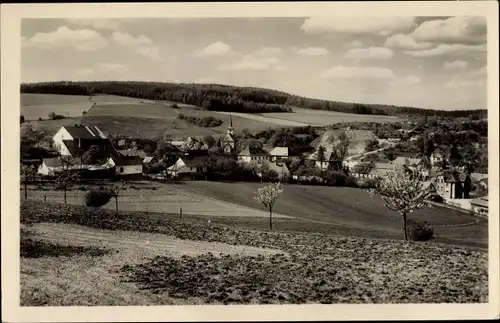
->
<box><xmin>320</xmin><ymin>65</ymin><xmax>395</xmax><ymax>80</ymax></box>
<box><xmin>253</xmin><ymin>47</ymin><xmax>282</xmax><ymax>56</ymax></box>
<box><xmin>111</xmin><ymin>32</ymin><xmax>162</xmax><ymax>61</ymax></box>
<box><xmin>194</xmin><ymin>41</ymin><xmax>236</xmax><ymax>57</ymax></box>
<box><xmin>345</xmin><ymin>47</ymin><xmax>393</xmax><ymax>60</ymax></box>
<box><xmin>66</xmin><ymin>19</ymin><xmax>122</xmax><ymax>30</ymax></box>
<box><xmin>470</xmin><ymin>66</ymin><xmax>487</xmax><ymax>76</ymax></box>
<box><xmin>23</xmin><ymin>26</ymin><xmax>108</xmax><ymax>51</ymax></box>
<box><xmin>443</xmin><ymin>78</ymin><xmax>483</xmax><ymax>89</ymax></box>
<box><xmin>404</xmin><ymin>44</ymin><xmax>486</xmax><ymax>58</ymax></box>
<box><xmin>392</xmin><ymin>75</ymin><xmax>422</xmax><ymax>86</ymax></box>
<box><xmin>98</xmin><ymin>63</ymin><xmax>128</xmax><ymax>73</ymax></box>
<box><xmin>219</xmin><ymin>55</ymin><xmax>284</xmax><ymax>71</ymax></box>
<box><xmin>349</xmin><ymin>40</ymin><xmax>363</xmax><ymax>48</ymax></box>
<box><xmin>76</xmin><ymin>68</ymin><xmax>95</xmax><ymax>76</ymax></box>
<box><xmin>301</xmin><ymin>17</ymin><xmax>416</xmax><ymax>36</ymax></box>
<box><xmin>384</xmin><ymin>33</ymin><xmax>433</xmax><ymax>50</ymax></box>
<box><xmin>295</xmin><ymin>47</ymin><xmax>330</xmax><ymax>56</ymax></box>
<box><xmin>411</xmin><ymin>16</ymin><xmax>486</xmax><ymax>45</ymax></box>
<box><xmin>444</xmin><ymin>60</ymin><xmax>468</xmax><ymax>71</ymax></box>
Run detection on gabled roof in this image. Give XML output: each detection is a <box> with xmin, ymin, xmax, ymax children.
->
<box><xmin>62</xmin><ymin>140</ymin><xmax>85</xmax><ymax>157</ymax></box>
<box><xmin>267</xmin><ymin>147</ymin><xmax>289</xmax><ymax>157</ymax></box>
<box><xmin>63</xmin><ymin>125</ymin><xmax>107</xmax><ymax>139</ymax></box>
<box><xmin>113</xmin><ymin>155</ymin><xmax>143</xmax><ymax>166</ymax></box>
<box><xmin>117</xmin><ymin>149</ymin><xmax>147</xmax><ymax>159</ymax></box>
<box><xmin>179</xmin><ymin>155</ymin><xmax>208</xmax><ymax>168</ymax></box>
<box><xmin>238</xmin><ymin>146</ymin><xmax>270</xmax><ymax>156</ymax></box>
<box><xmin>470</xmin><ymin>197</ymin><xmax>488</xmax><ymax>208</ymax></box>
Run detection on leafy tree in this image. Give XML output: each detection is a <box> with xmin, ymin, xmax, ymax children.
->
<box><xmin>51</xmin><ymin>157</ymin><xmax>80</xmax><ymax>204</ymax></box>
<box><xmin>108</xmin><ymin>181</ymin><xmax>127</xmax><ymax>215</ymax></box>
<box><xmin>48</xmin><ymin>112</ymin><xmax>56</xmax><ymax>120</ymax></box>
<box><xmin>449</xmin><ymin>144</ymin><xmax>461</xmax><ymax>166</ymax></box>
<box><xmin>255</xmin><ymin>182</ymin><xmax>284</xmax><ymax>230</ymax></box>
<box><xmin>203</xmin><ymin>135</ymin><xmax>216</xmax><ymax>148</ymax></box>
<box><xmin>369</xmin><ymin>167</ymin><xmax>432</xmax><ymax>241</ymax></box>
<box><xmin>20</xmin><ymin>165</ymin><xmax>37</xmax><ymax>199</ymax></box>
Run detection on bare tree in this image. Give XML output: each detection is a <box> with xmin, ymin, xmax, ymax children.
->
<box><xmin>369</xmin><ymin>167</ymin><xmax>431</xmax><ymax>241</ymax></box>
<box><xmin>108</xmin><ymin>180</ymin><xmax>127</xmax><ymax>215</ymax></box>
<box><xmin>332</xmin><ymin>131</ymin><xmax>350</xmax><ymax>171</ymax></box>
<box><xmin>316</xmin><ymin>145</ymin><xmax>326</xmax><ymax>174</ymax></box>
<box><xmin>20</xmin><ymin>165</ymin><xmax>37</xmax><ymax>199</ymax></box>
<box><xmin>51</xmin><ymin>156</ymin><xmax>80</xmax><ymax>204</ymax></box>
<box><xmin>255</xmin><ymin>182</ymin><xmax>284</xmax><ymax>230</ymax></box>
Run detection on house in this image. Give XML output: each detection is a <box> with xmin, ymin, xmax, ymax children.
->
<box><xmin>105</xmin><ymin>155</ymin><xmax>143</xmax><ymax>178</ymax></box>
<box><xmin>38</xmin><ymin>157</ymin><xmax>85</xmax><ymax>176</ymax></box>
<box><xmin>267</xmin><ymin>147</ymin><xmax>289</xmax><ymax>162</ymax></box>
<box><xmin>237</xmin><ymin>146</ymin><xmax>271</xmax><ymax>163</ymax></box>
<box><xmin>434</xmin><ymin>171</ymin><xmax>472</xmax><ymax>200</ymax></box>
<box><xmin>391</xmin><ymin>157</ymin><xmax>423</xmax><ymax>170</ymax></box>
<box><xmin>307</xmin><ymin>151</ymin><xmax>342</xmax><ymax>171</ymax></box>
<box><xmin>470</xmin><ymin>196</ymin><xmax>488</xmax><ymax>216</ymax></box>
<box><xmin>167</xmin><ymin>154</ymin><xmax>208</xmax><ymax>180</ymax></box>
<box><xmin>117</xmin><ymin>149</ymin><xmax>156</xmax><ymax>165</ymax></box>
<box><xmin>368</xmin><ymin>163</ymin><xmax>394</xmax><ymax>179</ymax></box>
<box><xmin>182</xmin><ymin>137</ymin><xmax>208</xmax><ymax>152</ymax></box>
<box><xmin>253</xmin><ymin>160</ymin><xmax>290</xmax><ymax>181</ymax></box>
<box><xmin>53</xmin><ymin>124</ymin><xmax>110</xmax><ymax>157</ymax></box>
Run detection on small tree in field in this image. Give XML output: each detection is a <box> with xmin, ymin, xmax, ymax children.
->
<box><xmin>52</xmin><ymin>159</ymin><xmax>80</xmax><ymax>204</ymax></box>
<box><xmin>255</xmin><ymin>182</ymin><xmax>284</xmax><ymax>231</ymax></box>
<box><xmin>369</xmin><ymin>167</ymin><xmax>431</xmax><ymax>241</ymax></box>
<box><xmin>21</xmin><ymin>165</ymin><xmax>37</xmax><ymax>199</ymax></box>
<box><xmin>108</xmin><ymin>181</ymin><xmax>126</xmax><ymax>215</ymax></box>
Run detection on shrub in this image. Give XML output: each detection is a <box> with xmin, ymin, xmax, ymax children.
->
<box><xmin>85</xmin><ymin>189</ymin><xmax>112</xmax><ymax>207</ymax></box>
<box><xmin>428</xmin><ymin>194</ymin><xmax>444</xmax><ymax>203</ymax></box>
<box><xmin>171</xmin><ymin>103</ymin><xmax>180</xmax><ymax>109</ymax></box>
<box><xmin>358</xmin><ymin>178</ymin><xmax>380</xmax><ymax>189</ymax></box>
<box><xmin>406</xmin><ymin>219</ymin><xmax>434</xmax><ymax>241</ymax></box>
<box><xmin>38</xmin><ymin>117</ymin><xmax>43</xmax><ymax>121</ymax></box>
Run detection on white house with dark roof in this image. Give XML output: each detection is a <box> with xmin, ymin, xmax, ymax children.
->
<box><xmin>53</xmin><ymin>124</ymin><xmax>109</xmax><ymax>157</ymax></box>
<box><xmin>267</xmin><ymin>147</ymin><xmax>289</xmax><ymax>162</ymax></box>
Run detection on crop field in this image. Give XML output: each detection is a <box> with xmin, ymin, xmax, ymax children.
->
<box><xmin>24</xmin><ymin>185</ymin><xmax>292</xmax><ymax>219</ymax></box>
<box><xmin>20</xmin><ymin>199</ymin><xmax>488</xmax><ymax>305</ymax></box>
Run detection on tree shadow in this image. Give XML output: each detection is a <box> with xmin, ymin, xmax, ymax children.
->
<box><xmin>21</xmin><ymin>237</ymin><xmax>110</xmax><ymax>258</ymax></box>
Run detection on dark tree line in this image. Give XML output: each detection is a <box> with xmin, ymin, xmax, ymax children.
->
<box><xmin>21</xmin><ymin>81</ymin><xmax>487</xmax><ymax>118</ymax></box>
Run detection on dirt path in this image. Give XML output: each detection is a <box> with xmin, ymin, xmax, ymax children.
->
<box><xmin>25</xmin><ymin>223</ymin><xmax>286</xmax><ymax>258</ymax></box>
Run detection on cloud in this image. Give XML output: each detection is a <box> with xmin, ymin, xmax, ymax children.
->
<box><xmin>349</xmin><ymin>40</ymin><xmax>363</xmax><ymax>48</ymax></box>
<box><xmin>411</xmin><ymin>16</ymin><xmax>486</xmax><ymax>45</ymax></box>
<box><xmin>392</xmin><ymin>75</ymin><xmax>422</xmax><ymax>86</ymax></box>
<box><xmin>194</xmin><ymin>41</ymin><xmax>236</xmax><ymax>57</ymax></box>
<box><xmin>345</xmin><ymin>47</ymin><xmax>393</xmax><ymax>60</ymax></box>
<box><xmin>320</xmin><ymin>65</ymin><xmax>395</xmax><ymax>80</ymax></box>
<box><xmin>219</xmin><ymin>55</ymin><xmax>284</xmax><ymax>71</ymax></box>
<box><xmin>443</xmin><ymin>78</ymin><xmax>483</xmax><ymax>89</ymax></box>
<box><xmin>444</xmin><ymin>60</ymin><xmax>468</xmax><ymax>71</ymax></box>
<box><xmin>76</xmin><ymin>68</ymin><xmax>95</xmax><ymax>76</ymax></box>
<box><xmin>384</xmin><ymin>33</ymin><xmax>433</xmax><ymax>50</ymax></box>
<box><xmin>97</xmin><ymin>63</ymin><xmax>128</xmax><ymax>73</ymax></box>
<box><xmin>295</xmin><ymin>47</ymin><xmax>330</xmax><ymax>56</ymax></box>
<box><xmin>470</xmin><ymin>65</ymin><xmax>487</xmax><ymax>76</ymax></box>
<box><xmin>300</xmin><ymin>17</ymin><xmax>416</xmax><ymax>35</ymax></box>
<box><xmin>66</xmin><ymin>19</ymin><xmax>122</xmax><ymax>30</ymax></box>
<box><xmin>111</xmin><ymin>32</ymin><xmax>162</xmax><ymax>61</ymax></box>
<box><xmin>252</xmin><ymin>47</ymin><xmax>282</xmax><ymax>56</ymax></box>
<box><xmin>403</xmin><ymin>43</ymin><xmax>486</xmax><ymax>58</ymax></box>
<box><xmin>22</xmin><ymin>26</ymin><xmax>108</xmax><ymax>51</ymax></box>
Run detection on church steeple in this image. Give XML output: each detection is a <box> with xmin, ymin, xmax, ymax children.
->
<box><xmin>227</xmin><ymin>113</ymin><xmax>234</xmax><ymax>136</ymax></box>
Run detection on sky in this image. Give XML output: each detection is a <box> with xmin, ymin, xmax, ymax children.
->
<box><xmin>21</xmin><ymin>16</ymin><xmax>487</xmax><ymax>110</ymax></box>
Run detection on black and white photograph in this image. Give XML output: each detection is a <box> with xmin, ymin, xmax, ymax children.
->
<box><xmin>2</xmin><ymin>1</ymin><xmax>499</xmax><ymax>322</ymax></box>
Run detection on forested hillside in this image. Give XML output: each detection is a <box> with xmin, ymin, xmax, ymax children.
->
<box><xmin>21</xmin><ymin>81</ymin><xmax>487</xmax><ymax>118</ymax></box>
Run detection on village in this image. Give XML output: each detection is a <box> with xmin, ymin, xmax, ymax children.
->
<box><xmin>22</xmin><ymin>112</ymin><xmax>489</xmax><ymax>217</ymax></box>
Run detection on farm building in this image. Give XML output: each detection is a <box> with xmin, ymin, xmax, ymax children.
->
<box><xmin>434</xmin><ymin>171</ymin><xmax>472</xmax><ymax>200</ymax></box>
<box><xmin>107</xmin><ymin>155</ymin><xmax>143</xmax><ymax>178</ymax></box>
<box><xmin>430</xmin><ymin>150</ymin><xmax>445</xmax><ymax>166</ymax></box>
<box><xmin>470</xmin><ymin>196</ymin><xmax>488</xmax><ymax>216</ymax></box>
<box><xmin>391</xmin><ymin>157</ymin><xmax>423</xmax><ymax>170</ymax></box>
<box><xmin>117</xmin><ymin>149</ymin><xmax>156</xmax><ymax>165</ymax></box>
<box><xmin>267</xmin><ymin>147</ymin><xmax>289</xmax><ymax>162</ymax></box>
<box><xmin>167</xmin><ymin>154</ymin><xmax>208</xmax><ymax>181</ymax></box>
<box><xmin>237</xmin><ymin>146</ymin><xmax>271</xmax><ymax>163</ymax></box>
<box><xmin>53</xmin><ymin>124</ymin><xmax>110</xmax><ymax>157</ymax></box>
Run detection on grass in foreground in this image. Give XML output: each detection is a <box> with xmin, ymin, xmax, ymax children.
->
<box><xmin>20</xmin><ymin>200</ymin><xmax>488</xmax><ymax>304</ymax></box>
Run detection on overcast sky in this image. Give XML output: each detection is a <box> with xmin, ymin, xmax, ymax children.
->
<box><xmin>21</xmin><ymin>16</ymin><xmax>487</xmax><ymax>110</ymax></box>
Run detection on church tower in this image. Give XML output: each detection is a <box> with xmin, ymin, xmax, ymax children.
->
<box><xmin>227</xmin><ymin>114</ymin><xmax>234</xmax><ymax>136</ymax></box>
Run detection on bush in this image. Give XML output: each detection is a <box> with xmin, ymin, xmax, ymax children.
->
<box><xmin>406</xmin><ymin>219</ymin><xmax>434</xmax><ymax>241</ymax></box>
<box><xmin>171</xmin><ymin>103</ymin><xmax>180</xmax><ymax>109</ymax></box>
<box><xmin>85</xmin><ymin>189</ymin><xmax>112</xmax><ymax>207</ymax></box>
<box><xmin>358</xmin><ymin>178</ymin><xmax>380</xmax><ymax>189</ymax></box>
<box><xmin>38</xmin><ymin>117</ymin><xmax>43</xmax><ymax>121</ymax></box>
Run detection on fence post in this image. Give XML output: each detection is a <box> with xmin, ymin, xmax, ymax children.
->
<box><xmin>44</xmin><ymin>192</ymin><xmax>47</xmax><ymax>202</ymax></box>
<box><xmin>180</xmin><ymin>206</ymin><xmax>182</xmax><ymax>219</ymax></box>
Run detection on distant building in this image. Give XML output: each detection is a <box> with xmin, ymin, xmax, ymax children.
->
<box><xmin>430</xmin><ymin>151</ymin><xmax>444</xmax><ymax>166</ymax></box>
<box><xmin>267</xmin><ymin>147</ymin><xmax>289</xmax><ymax>162</ymax></box>
<box><xmin>434</xmin><ymin>171</ymin><xmax>472</xmax><ymax>200</ymax></box>
<box><xmin>237</xmin><ymin>146</ymin><xmax>270</xmax><ymax>163</ymax></box>
<box><xmin>470</xmin><ymin>196</ymin><xmax>488</xmax><ymax>216</ymax></box>
<box><xmin>391</xmin><ymin>157</ymin><xmax>423</xmax><ymax>170</ymax></box>
<box><xmin>167</xmin><ymin>153</ymin><xmax>208</xmax><ymax>181</ymax></box>
<box><xmin>218</xmin><ymin>114</ymin><xmax>236</xmax><ymax>154</ymax></box>
<box><xmin>53</xmin><ymin>124</ymin><xmax>110</xmax><ymax>157</ymax></box>
<box><xmin>253</xmin><ymin>160</ymin><xmax>290</xmax><ymax>181</ymax></box>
